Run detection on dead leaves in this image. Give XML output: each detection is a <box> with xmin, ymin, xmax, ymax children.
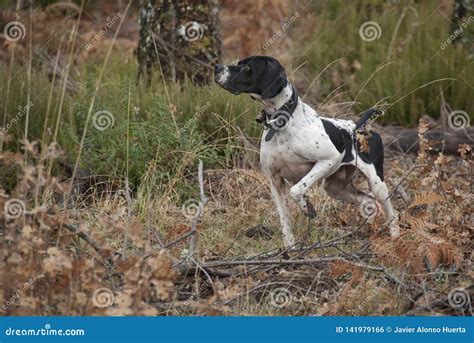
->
<box><xmin>43</xmin><ymin>247</ymin><xmax>73</xmax><ymax>275</ymax></box>
<box><xmin>1</xmin><ymin>142</ymin><xmax>176</xmax><ymax>316</ymax></box>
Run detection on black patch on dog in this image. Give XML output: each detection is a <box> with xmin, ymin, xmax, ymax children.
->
<box><xmin>321</xmin><ymin>119</ymin><xmax>354</xmax><ymax>163</ymax></box>
<box><xmin>356</xmin><ymin>131</ymin><xmax>384</xmax><ymax>181</ymax></box>
<box><xmin>321</xmin><ymin>120</ymin><xmax>385</xmax><ymax>181</ymax></box>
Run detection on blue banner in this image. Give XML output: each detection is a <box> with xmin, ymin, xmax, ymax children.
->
<box><xmin>0</xmin><ymin>316</ymin><xmax>472</xmax><ymax>343</ymax></box>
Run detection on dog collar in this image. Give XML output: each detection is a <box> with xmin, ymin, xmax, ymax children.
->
<box><xmin>256</xmin><ymin>86</ymin><xmax>299</xmax><ymax>142</ymax></box>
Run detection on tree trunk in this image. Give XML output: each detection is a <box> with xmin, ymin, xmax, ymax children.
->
<box><xmin>137</xmin><ymin>0</ymin><xmax>175</xmax><ymax>84</ymax></box>
<box><xmin>137</xmin><ymin>0</ymin><xmax>221</xmax><ymax>85</ymax></box>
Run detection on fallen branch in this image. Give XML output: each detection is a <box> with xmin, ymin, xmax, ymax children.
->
<box><xmin>382</xmin><ymin>125</ymin><xmax>473</xmax><ymax>155</ymax></box>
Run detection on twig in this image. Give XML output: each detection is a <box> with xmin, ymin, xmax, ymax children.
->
<box><xmin>189</xmin><ymin>159</ymin><xmax>209</xmax><ymax>259</ymax></box>
<box><xmin>121</xmin><ymin>178</ymin><xmax>133</xmax><ymax>259</ymax></box>
<box><xmin>163</xmin><ymin>230</ymin><xmax>195</xmax><ymax>249</ymax></box>
<box><xmin>194</xmin><ymin>256</ymin><xmax>344</xmax><ymax>268</ymax></box>
<box><xmin>146</xmin><ymin>203</ymin><xmax>164</xmax><ymax>249</ymax></box>
<box><xmin>63</xmin><ymin>223</ymin><xmax>114</xmax><ymax>268</ymax></box>
<box><xmin>190</xmin><ymin>256</ymin><xmax>218</xmax><ymax>300</ymax></box>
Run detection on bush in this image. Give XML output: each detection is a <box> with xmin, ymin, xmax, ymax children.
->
<box><xmin>0</xmin><ymin>56</ymin><xmax>260</xmax><ymax>194</ymax></box>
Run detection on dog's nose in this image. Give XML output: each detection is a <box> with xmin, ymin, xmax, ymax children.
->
<box><xmin>214</xmin><ymin>64</ymin><xmax>224</xmax><ymax>73</ymax></box>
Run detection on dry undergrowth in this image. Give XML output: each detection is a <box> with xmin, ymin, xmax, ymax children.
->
<box><xmin>1</xmin><ymin>119</ymin><xmax>472</xmax><ymax>316</ymax></box>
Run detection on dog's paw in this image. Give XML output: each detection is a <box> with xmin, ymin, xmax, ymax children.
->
<box><xmin>389</xmin><ymin>225</ymin><xmax>401</xmax><ymax>238</ymax></box>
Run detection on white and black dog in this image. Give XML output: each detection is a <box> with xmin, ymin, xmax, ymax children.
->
<box><xmin>214</xmin><ymin>56</ymin><xmax>399</xmax><ymax>247</ymax></box>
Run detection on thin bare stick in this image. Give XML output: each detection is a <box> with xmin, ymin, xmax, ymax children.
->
<box><xmin>198</xmin><ymin>256</ymin><xmax>344</xmax><ymax>268</ymax></box>
<box><xmin>63</xmin><ymin>223</ymin><xmax>113</xmax><ymax>268</ymax></box>
<box><xmin>189</xmin><ymin>159</ymin><xmax>209</xmax><ymax>259</ymax></box>
<box><xmin>121</xmin><ymin>178</ymin><xmax>133</xmax><ymax>259</ymax></box>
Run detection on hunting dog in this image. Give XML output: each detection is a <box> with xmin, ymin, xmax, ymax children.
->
<box><xmin>214</xmin><ymin>56</ymin><xmax>399</xmax><ymax>247</ymax></box>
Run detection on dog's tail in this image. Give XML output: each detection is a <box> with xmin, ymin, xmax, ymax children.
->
<box><xmin>355</xmin><ymin>107</ymin><xmax>383</xmax><ymax>131</ymax></box>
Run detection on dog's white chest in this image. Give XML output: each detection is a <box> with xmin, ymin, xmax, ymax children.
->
<box><xmin>259</xmin><ymin>108</ymin><xmax>320</xmax><ymax>183</ymax></box>
<box><xmin>260</xmin><ymin>134</ymin><xmax>315</xmax><ymax>184</ymax></box>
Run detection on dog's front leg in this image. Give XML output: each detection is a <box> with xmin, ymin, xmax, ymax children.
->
<box><xmin>268</xmin><ymin>175</ymin><xmax>295</xmax><ymax>248</ymax></box>
<box><xmin>289</xmin><ymin>160</ymin><xmax>338</xmax><ymax>215</ymax></box>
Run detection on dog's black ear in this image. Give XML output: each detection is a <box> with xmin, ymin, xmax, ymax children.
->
<box><xmin>258</xmin><ymin>58</ymin><xmax>287</xmax><ymax>99</ymax></box>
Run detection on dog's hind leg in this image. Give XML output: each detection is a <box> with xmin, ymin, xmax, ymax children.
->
<box><xmin>269</xmin><ymin>175</ymin><xmax>295</xmax><ymax>248</ymax></box>
<box><xmin>356</xmin><ymin>161</ymin><xmax>400</xmax><ymax>238</ymax></box>
<box><xmin>323</xmin><ymin>166</ymin><xmax>373</xmax><ymax>204</ymax></box>
<box><xmin>324</xmin><ymin>166</ymin><xmax>378</xmax><ymax>223</ymax></box>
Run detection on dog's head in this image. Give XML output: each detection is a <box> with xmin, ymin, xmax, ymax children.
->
<box><xmin>214</xmin><ymin>56</ymin><xmax>287</xmax><ymax>100</ymax></box>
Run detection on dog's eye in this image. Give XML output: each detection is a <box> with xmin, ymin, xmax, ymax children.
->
<box><xmin>243</xmin><ymin>65</ymin><xmax>251</xmax><ymax>73</ymax></box>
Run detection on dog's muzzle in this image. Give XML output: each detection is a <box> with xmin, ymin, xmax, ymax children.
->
<box><xmin>214</xmin><ymin>64</ymin><xmax>240</xmax><ymax>95</ymax></box>
<box><xmin>214</xmin><ymin>64</ymin><xmax>226</xmax><ymax>85</ymax></box>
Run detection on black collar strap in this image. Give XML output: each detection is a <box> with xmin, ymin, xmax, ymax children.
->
<box><xmin>258</xmin><ymin>86</ymin><xmax>299</xmax><ymax>142</ymax></box>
